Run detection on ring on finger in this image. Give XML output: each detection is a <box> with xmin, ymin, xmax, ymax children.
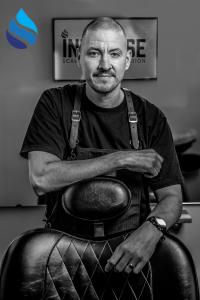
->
<box><xmin>129</xmin><ymin>263</ymin><xmax>134</xmax><ymax>269</ymax></box>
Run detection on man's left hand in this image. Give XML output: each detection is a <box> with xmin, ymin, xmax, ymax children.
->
<box><xmin>105</xmin><ymin>221</ymin><xmax>163</xmax><ymax>274</ymax></box>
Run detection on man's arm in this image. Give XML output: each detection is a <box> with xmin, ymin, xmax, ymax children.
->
<box><xmin>28</xmin><ymin>150</ymin><xmax>121</xmax><ymax>195</ymax></box>
<box><xmin>149</xmin><ymin>184</ymin><xmax>182</xmax><ymax>228</ymax></box>
<box><xmin>28</xmin><ymin>149</ymin><xmax>163</xmax><ymax>196</ymax></box>
<box><xmin>105</xmin><ymin>184</ymin><xmax>182</xmax><ymax>274</ymax></box>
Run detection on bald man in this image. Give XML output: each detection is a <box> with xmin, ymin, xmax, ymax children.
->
<box><xmin>20</xmin><ymin>17</ymin><xmax>183</xmax><ymax>276</ymax></box>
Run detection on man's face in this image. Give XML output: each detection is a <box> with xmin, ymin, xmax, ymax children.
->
<box><xmin>78</xmin><ymin>28</ymin><xmax>132</xmax><ymax>94</ymax></box>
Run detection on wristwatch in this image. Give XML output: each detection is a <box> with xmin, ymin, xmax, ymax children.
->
<box><xmin>146</xmin><ymin>216</ymin><xmax>167</xmax><ymax>234</ymax></box>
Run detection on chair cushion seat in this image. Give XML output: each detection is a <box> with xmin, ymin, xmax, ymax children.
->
<box><xmin>0</xmin><ymin>228</ymin><xmax>199</xmax><ymax>300</ymax></box>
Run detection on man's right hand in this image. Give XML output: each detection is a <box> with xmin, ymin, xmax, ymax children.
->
<box><xmin>117</xmin><ymin>149</ymin><xmax>163</xmax><ymax>178</ymax></box>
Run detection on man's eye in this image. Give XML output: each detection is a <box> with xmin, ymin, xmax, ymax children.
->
<box><xmin>110</xmin><ymin>52</ymin><xmax>121</xmax><ymax>58</ymax></box>
<box><xmin>88</xmin><ymin>51</ymin><xmax>99</xmax><ymax>57</ymax></box>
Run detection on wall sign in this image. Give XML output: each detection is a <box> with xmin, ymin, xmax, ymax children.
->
<box><xmin>53</xmin><ymin>18</ymin><xmax>158</xmax><ymax>80</ymax></box>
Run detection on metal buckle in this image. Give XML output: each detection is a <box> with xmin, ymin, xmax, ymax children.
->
<box><xmin>94</xmin><ymin>222</ymin><xmax>105</xmax><ymax>237</ymax></box>
<box><xmin>129</xmin><ymin>112</ymin><xmax>138</xmax><ymax>123</ymax></box>
<box><xmin>71</xmin><ymin>110</ymin><xmax>81</xmax><ymax>122</ymax></box>
<box><xmin>70</xmin><ymin>149</ymin><xmax>77</xmax><ymax>160</ymax></box>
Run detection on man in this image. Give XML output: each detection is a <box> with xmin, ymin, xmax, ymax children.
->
<box><xmin>20</xmin><ymin>17</ymin><xmax>183</xmax><ymax>276</ymax></box>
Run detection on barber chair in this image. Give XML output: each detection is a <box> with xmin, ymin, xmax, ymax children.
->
<box><xmin>0</xmin><ymin>228</ymin><xmax>199</xmax><ymax>300</ymax></box>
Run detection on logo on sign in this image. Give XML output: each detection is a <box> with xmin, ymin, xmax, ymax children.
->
<box><xmin>61</xmin><ymin>30</ymin><xmax>80</xmax><ymax>63</ymax></box>
<box><xmin>6</xmin><ymin>8</ymin><xmax>38</xmax><ymax>49</ymax></box>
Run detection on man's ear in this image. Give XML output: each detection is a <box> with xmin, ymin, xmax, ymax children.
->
<box><xmin>125</xmin><ymin>49</ymin><xmax>132</xmax><ymax>71</ymax></box>
<box><xmin>76</xmin><ymin>47</ymin><xmax>81</xmax><ymax>68</ymax></box>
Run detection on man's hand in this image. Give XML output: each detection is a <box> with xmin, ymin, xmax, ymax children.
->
<box><xmin>118</xmin><ymin>149</ymin><xmax>163</xmax><ymax>178</ymax></box>
<box><xmin>105</xmin><ymin>221</ymin><xmax>162</xmax><ymax>274</ymax></box>
<box><xmin>104</xmin><ymin>184</ymin><xmax>182</xmax><ymax>275</ymax></box>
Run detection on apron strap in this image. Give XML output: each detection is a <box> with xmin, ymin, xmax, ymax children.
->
<box><xmin>69</xmin><ymin>85</ymin><xmax>140</xmax><ymax>150</ymax></box>
<box><xmin>123</xmin><ymin>88</ymin><xmax>140</xmax><ymax>150</ymax></box>
<box><xmin>69</xmin><ymin>84</ymin><xmax>82</xmax><ymax>150</ymax></box>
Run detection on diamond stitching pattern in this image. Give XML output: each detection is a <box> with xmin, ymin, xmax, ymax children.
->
<box><xmin>139</xmin><ymin>265</ymin><xmax>153</xmax><ymax>300</ymax></box>
<box><xmin>45</xmin><ymin>247</ymin><xmax>81</xmax><ymax>300</ymax></box>
<box><xmin>44</xmin><ymin>234</ymin><xmax>153</xmax><ymax>300</ymax></box>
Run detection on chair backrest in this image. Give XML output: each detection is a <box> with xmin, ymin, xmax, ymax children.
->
<box><xmin>0</xmin><ymin>228</ymin><xmax>199</xmax><ymax>300</ymax></box>
<box><xmin>151</xmin><ymin>233</ymin><xmax>199</xmax><ymax>300</ymax></box>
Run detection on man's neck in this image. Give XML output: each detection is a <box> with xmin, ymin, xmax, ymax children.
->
<box><xmin>85</xmin><ymin>84</ymin><xmax>124</xmax><ymax>108</ymax></box>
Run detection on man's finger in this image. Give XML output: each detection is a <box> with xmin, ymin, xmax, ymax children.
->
<box><xmin>140</xmin><ymin>149</ymin><xmax>163</xmax><ymax>163</ymax></box>
<box><xmin>124</xmin><ymin>261</ymin><xmax>136</xmax><ymax>274</ymax></box>
<box><xmin>104</xmin><ymin>261</ymin><xmax>114</xmax><ymax>272</ymax></box>
<box><xmin>113</xmin><ymin>254</ymin><xmax>131</xmax><ymax>273</ymax></box>
<box><xmin>133</xmin><ymin>260</ymin><xmax>147</xmax><ymax>274</ymax></box>
<box><xmin>105</xmin><ymin>248</ymin><xmax>122</xmax><ymax>272</ymax></box>
<box><xmin>144</xmin><ymin>167</ymin><xmax>160</xmax><ymax>178</ymax></box>
<box><xmin>155</xmin><ymin>153</ymin><xmax>164</xmax><ymax>163</ymax></box>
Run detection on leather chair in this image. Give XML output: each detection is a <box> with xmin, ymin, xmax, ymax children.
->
<box><xmin>0</xmin><ymin>228</ymin><xmax>199</xmax><ymax>300</ymax></box>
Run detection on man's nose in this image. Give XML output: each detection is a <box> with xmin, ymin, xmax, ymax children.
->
<box><xmin>98</xmin><ymin>54</ymin><xmax>111</xmax><ymax>70</ymax></box>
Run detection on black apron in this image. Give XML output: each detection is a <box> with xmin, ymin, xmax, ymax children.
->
<box><xmin>46</xmin><ymin>84</ymin><xmax>149</xmax><ymax>238</ymax></box>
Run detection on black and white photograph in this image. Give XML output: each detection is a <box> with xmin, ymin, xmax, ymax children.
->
<box><xmin>0</xmin><ymin>0</ymin><xmax>200</xmax><ymax>299</ymax></box>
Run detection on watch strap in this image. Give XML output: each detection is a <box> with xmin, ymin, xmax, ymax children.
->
<box><xmin>146</xmin><ymin>216</ymin><xmax>167</xmax><ymax>234</ymax></box>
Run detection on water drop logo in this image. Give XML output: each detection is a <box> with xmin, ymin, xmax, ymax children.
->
<box><xmin>6</xmin><ymin>8</ymin><xmax>38</xmax><ymax>49</ymax></box>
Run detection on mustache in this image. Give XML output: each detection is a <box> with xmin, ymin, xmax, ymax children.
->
<box><xmin>93</xmin><ymin>71</ymin><xmax>115</xmax><ymax>77</ymax></box>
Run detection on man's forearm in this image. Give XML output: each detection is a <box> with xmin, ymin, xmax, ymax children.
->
<box><xmin>147</xmin><ymin>185</ymin><xmax>183</xmax><ymax>229</ymax></box>
<box><xmin>29</xmin><ymin>148</ymin><xmax>163</xmax><ymax>196</ymax></box>
<box><xmin>31</xmin><ymin>151</ymin><xmax>121</xmax><ymax>195</ymax></box>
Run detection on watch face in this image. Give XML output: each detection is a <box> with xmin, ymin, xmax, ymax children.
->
<box><xmin>156</xmin><ymin>217</ymin><xmax>166</xmax><ymax>227</ymax></box>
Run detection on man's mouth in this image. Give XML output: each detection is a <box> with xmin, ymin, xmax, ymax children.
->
<box><xmin>94</xmin><ymin>73</ymin><xmax>115</xmax><ymax>77</ymax></box>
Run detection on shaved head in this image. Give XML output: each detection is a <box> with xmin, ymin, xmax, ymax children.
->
<box><xmin>81</xmin><ymin>17</ymin><xmax>127</xmax><ymax>47</ymax></box>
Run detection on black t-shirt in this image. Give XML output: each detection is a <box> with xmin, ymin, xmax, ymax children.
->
<box><xmin>20</xmin><ymin>84</ymin><xmax>183</xmax><ymax>216</ymax></box>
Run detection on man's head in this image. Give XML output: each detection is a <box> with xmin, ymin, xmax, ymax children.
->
<box><xmin>78</xmin><ymin>17</ymin><xmax>132</xmax><ymax>94</ymax></box>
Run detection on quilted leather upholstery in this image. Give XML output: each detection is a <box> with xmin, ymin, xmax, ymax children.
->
<box><xmin>0</xmin><ymin>228</ymin><xmax>199</xmax><ymax>300</ymax></box>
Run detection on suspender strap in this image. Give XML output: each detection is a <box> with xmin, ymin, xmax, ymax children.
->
<box><xmin>69</xmin><ymin>85</ymin><xmax>82</xmax><ymax>150</ymax></box>
<box><xmin>124</xmin><ymin>89</ymin><xmax>140</xmax><ymax>150</ymax></box>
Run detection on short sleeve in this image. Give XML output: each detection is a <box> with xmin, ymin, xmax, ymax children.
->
<box><xmin>20</xmin><ymin>89</ymin><xmax>66</xmax><ymax>160</ymax></box>
<box><xmin>146</xmin><ymin>113</ymin><xmax>184</xmax><ymax>191</ymax></box>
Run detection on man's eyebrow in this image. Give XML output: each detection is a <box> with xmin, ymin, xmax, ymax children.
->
<box><xmin>87</xmin><ymin>47</ymin><xmax>101</xmax><ymax>51</ymax></box>
<box><xmin>109</xmin><ymin>48</ymin><xmax>122</xmax><ymax>52</ymax></box>
<box><xmin>86</xmin><ymin>47</ymin><xmax>122</xmax><ymax>52</ymax></box>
